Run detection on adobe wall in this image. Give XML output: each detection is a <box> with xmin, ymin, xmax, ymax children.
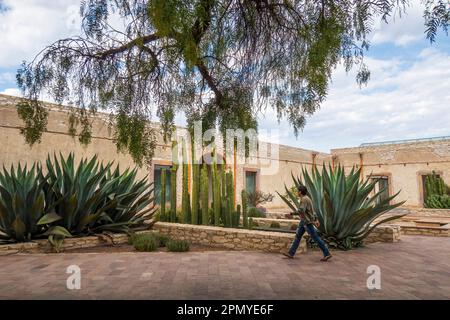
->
<box><xmin>332</xmin><ymin>141</ymin><xmax>450</xmax><ymax>207</ymax></box>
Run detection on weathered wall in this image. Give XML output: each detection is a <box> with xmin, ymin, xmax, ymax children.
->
<box><xmin>332</xmin><ymin>140</ymin><xmax>450</xmax><ymax>207</ymax></box>
<box><xmin>2</xmin><ymin>93</ymin><xmax>450</xmax><ymax>209</ymax></box>
<box><xmin>154</xmin><ymin>222</ymin><xmax>307</xmax><ymax>253</ymax></box>
<box><xmin>0</xmin><ymin>94</ymin><xmax>329</xmax><ymax>209</ymax></box>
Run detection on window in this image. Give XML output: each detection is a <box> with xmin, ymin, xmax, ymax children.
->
<box><xmin>371</xmin><ymin>176</ymin><xmax>390</xmax><ymax>204</ymax></box>
<box><xmin>245</xmin><ymin>171</ymin><xmax>257</xmax><ymax>194</ymax></box>
<box><xmin>154</xmin><ymin>165</ymin><xmax>171</xmax><ymax>205</ymax></box>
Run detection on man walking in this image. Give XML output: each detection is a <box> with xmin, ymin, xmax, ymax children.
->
<box><xmin>283</xmin><ymin>185</ymin><xmax>332</xmax><ymax>261</ymax></box>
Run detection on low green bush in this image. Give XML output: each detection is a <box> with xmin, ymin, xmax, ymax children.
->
<box><xmin>269</xmin><ymin>221</ymin><xmax>281</xmax><ymax>229</ymax></box>
<box><xmin>247</xmin><ymin>207</ymin><xmax>265</xmax><ymax>218</ymax></box>
<box><xmin>131</xmin><ymin>233</ymin><xmax>159</xmax><ymax>252</ymax></box>
<box><xmin>166</xmin><ymin>239</ymin><xmax>190</xmax><ymax>252</ymax></box>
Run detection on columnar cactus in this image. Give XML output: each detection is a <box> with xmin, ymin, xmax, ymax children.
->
<box><xmin>226</xmin><ymin>171</ymin><xmax>234</xmax><ymax>227</ymax></box>
<box><xmin>170</xmin><ymin>163</ymin><xmax>177</xmax><ymax>222</ymax></box>
<box><xmin>235</xmin><ymin>204</ymin><xmax>242</xmax><ymax>227</ymax></box>
<box><xmin>425</xmin><ymin>172</ymin><xmax>446</xmax><ymax>198</ymax></box>
<box><xmin>241</xmin><ymin>189</ymin><xmax>248</xmax><ymax>228</ymax></box>
<box><xmin>161</xmin><ymin>168</ymin><xmax>166</xmax><ymax>222</ymax></box>
<box><xmin>200</xmin><ymin>165</ymin><xmax>209</xmax><ymax>225</ymax></box>
<box><xmin>191</xmin><ymin>145</ymin><xmax>199</xmax><ymax>225</ymax></box>
<box><xmin>181</xmin><ymin>142</ymin><xmax>190</xmax><ymax>223</ymax></box>
<box><xmin>212</xmin><ymin>158</ymin><xmax>221</xmax><ymax>226</ymax></box>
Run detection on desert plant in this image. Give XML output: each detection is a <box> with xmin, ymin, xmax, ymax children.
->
<box><xmin>46</xmin><ymin>154</ymin><xmax>156</xmax><ymax>237</ymax></box>
<box><xmin>270</xmin><ymin>221</ymin><xmax>281</xmax><ymax>229</ymax></box>
<box><xmin>0</xmin><ymin>163</ymin><xmax>64</xmax><ymax>243</ymax></box>
<box><xmin>170</xmin><ymin>162</ymin><xmax>178</xmax><ymax>222</ymax></box>
<box><xmin>166</xmin><ymin>239</ymin><xmax>190</xmax><ymax>252</ymax></box>
<box><xmin>212</xmin><ymin>158</ymin><xmax>221</xmax><ymax>226</ymax></box>
<box><xmin>425</xmin><ymin>172</ymin><xmax>446</xmax><ymax>197</ymax></box>
<box><xmin>247</xmin><ymin>207</ymin><xmax>266</xmax><ymax>218</ymax></box>
<box><xmin>191</xmin><ymin>145</ymin><xmax>199</xmax><ymax>225</ymax></box>
<box><xmin>241</xmin><ymin>190</ymin><xmax>248</xmax><ymax>228</ymax></box>
<box><xmin>247</xmin><ymin>190</ymin><xmax>274</xmax><ymax>207</ymax></box>
<box><xmin>130</xmin><ymin>233</ymin><xmax>158</xmax><ymax>252</ymax></box>
<box><xmin>160</xmin><ymin>169</ymin><xmax>167</xmax><ymax>222</ymax></box>
<box><xmin>200</xmin><ymin>165</ymin><xmax>209</xmax><ymax>225</ymax></box>
<box><xmin>234</xmin><ymin>205</ymin><xmax>242</xmax><ymax>228</ymax></box>
<box><xmin>181</xmin><ymin>142</ymin><xmax>190</xmax><ymax>223</ymax></box>
<box><xmin>278</xmin><ymin>165</ymin><xmax>406</xmax><ymax>250</ymax></box>
<box><xmin>425</xmin><ymin>194</ymin><xmax>450</xmax><ymax>208</ymax></box>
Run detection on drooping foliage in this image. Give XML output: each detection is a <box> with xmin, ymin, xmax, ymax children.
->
<box><xmin>15</xmin><ymin>1</ymin><xmax>448</xmax><ymax>165</ymax></box>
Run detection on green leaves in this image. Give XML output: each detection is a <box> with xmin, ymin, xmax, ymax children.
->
<box><xmin>0</xmin><ymin>153</ymin><xmax>157</xmax><ymax>249</ymax></box>
<box><xmin>278</xmin><ymin>165</ymin><xmax>406</xmax><ymax>250</ymax></box>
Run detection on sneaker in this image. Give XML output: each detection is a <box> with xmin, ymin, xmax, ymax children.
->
<box><xmin>282</xmin><ymin>252</ymin><xmax>294</xmax><ymax>259</ymax></box>
<box><xmin>320</xmin><ymin>254</ymin><xmax>333</xmax><ymax>262</ymax></box>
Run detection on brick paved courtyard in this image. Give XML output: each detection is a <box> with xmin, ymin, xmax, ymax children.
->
<box><xmin>0</xmin><ymin>235</ymin><xmax>449</xmax><ymax>299</ymax></box>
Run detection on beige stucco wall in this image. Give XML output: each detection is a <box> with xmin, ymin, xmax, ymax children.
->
<box><xmin>332</xmin><ymin>141</ymin><xmax>450</xmax><ymax>207</ymax></box>
<box><xmin>0</xmin><ymin>94</ymin><xmax>329</xmax><ymax>210</ymax></box>
<box><xmin>2</xmin><ymin>93</ymin><xmax>450</xmax><ymax>209</ymax></box>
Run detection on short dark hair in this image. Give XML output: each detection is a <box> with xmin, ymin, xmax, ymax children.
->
<box><xmin>297</xmin><ymin>185</ymin><xmax>307</xmax><ymax>195</ymax></box>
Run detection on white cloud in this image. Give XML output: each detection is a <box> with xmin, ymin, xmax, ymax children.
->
<box><xmin>259</xmin><ymin>47</ymin><xmax>450</xmax><ymax>152</ymax></box>
<box><xmin>0</xmin><ymin>0</ymin><xmax>81</xmax><ymax>68</ymax></box>
<box><xmin>0</xmin><ymin>87</ymin><xmax>21</xmax><ymax>96</ymax></box>
<box><xmin>370</xmin><ymin>0</ymin><xmax>427</xmax><ymax>46</ymax></box>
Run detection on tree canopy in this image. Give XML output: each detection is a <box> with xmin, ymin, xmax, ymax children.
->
<box><xmin>16</xmin><ymin>0</ymin><xmax>449</xmax><ymax>165</ymax></box>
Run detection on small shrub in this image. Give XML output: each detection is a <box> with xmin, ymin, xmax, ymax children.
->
<box><xmin>247</xmin><ymin>207</ymin><xmax>266</xmax><ymax>218</ymax></box>
<box><xmin>166</xmin><ymin>239</ymin><xmax>190</xmax><ymax>252</ymax></box>
<box><xmin>130</xmin><ymin>233</ymin><xmax>158</xmax><ymax>252</ymax></box>
<box><xmin>248</xmin><ymin>217</ymin><xmax>259</xmax><ymax>229</ymax></box>
<box><xmin>157</xmin><ymin>234</ymin><xmax>170</xmax><ymax>247</ymax></box>
<box><xmin>270</xmin><ymin>221</ymin><xmax>281</xmax><ymax>229</ymax></box>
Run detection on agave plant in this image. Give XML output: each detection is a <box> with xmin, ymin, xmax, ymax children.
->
<box><xmin>278</xmin><ymin>165</ymin><xmax>406</xmax><ymax>250</ymax></box>
<box><xmin>0</xmin><ymin>163</ymin><xmax>65</xmax><ymax>243</ymax></box>
<box><xmin>92</xmin><ymin>165</ymin><xmax>157</xmax><ymax>233</ymax></box>
<box><xmin>44</xmin><ymin>153</ymin><xmax>156</xmax><ymax>245</ymax></box>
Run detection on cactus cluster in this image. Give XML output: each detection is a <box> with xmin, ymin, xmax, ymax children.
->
<box><xmin>424</xmin><ymin>171</ymin><xmax>450</xmax><ymax>208</ymax></box>
<box><xmin>425</xmin><ymin>172</ymin><xmax>446</xmax><ymax>197</ymax></box>
<box><xmin>163</xmin><ymin>143</ymin><xmax>251</xmax><ymax>228</ymax></box>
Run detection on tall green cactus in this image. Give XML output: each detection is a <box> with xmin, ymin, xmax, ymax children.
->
<box><xmin>200</xmin><ymin>165</ymin><xmax>209</xmax><ymax>225</ymax></box>
<box><xmin>170</xmin><ymin>163</ymin><xmax>177</xmax><ymax>222</ymax></box>
<box><xmin>212</xmin><ymin>158</ymin><xmax>221</xmax><ymax>226</ymax></box>
<box><xmin>226</xmin><ymin>171</ymin><xmax>234</xmax><ymax>227</ymax></box>
<box><xmin>161</xmin><ymin>169</ymin><xmax>166</xmax><ymax>222</ymax></box>
<box><xmin>425</xmin><ymin>172</ymin><xmax>447</xmax><ymax>201</ymax></box>
<box><xmin>235</xmin><ymin>204</ymin><xmax>242</xmax><ymax>227</ymax></box>
<box><xmin>241</xmin><ymin>189</ymin><xmax>248</xmax><ymax>228</ymax></box>
<box><xmin>191</xmin><ymin>143</ymin><xmax>199</xmax><ymax>225</ymax></box>
<box><xmin>181</xmin><ymin>142</ymin><xmax>190</xmax><ymax>224</ymax></box>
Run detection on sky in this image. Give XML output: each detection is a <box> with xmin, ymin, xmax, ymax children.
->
<box><xmin>0</xmin><ymin>0</ymin><xmax>449</xmax><ymax>153</ymax></box>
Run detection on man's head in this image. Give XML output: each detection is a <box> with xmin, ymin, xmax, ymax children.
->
<box><xmin>297</xmin><ymin>185</ymin><xmax>308</xmax><ymax>197</ymax></box>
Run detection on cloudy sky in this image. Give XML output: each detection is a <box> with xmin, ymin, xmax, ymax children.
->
<box><xmin>0</xmin><ymin>0</ymin><xmax>449</xmax><ymax>153</ymax></box>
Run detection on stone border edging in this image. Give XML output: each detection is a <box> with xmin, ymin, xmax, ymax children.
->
<box><xmin>153</xmin><ymin>222</ymin><xmax>307</xmax><ymax>253</ymax></box>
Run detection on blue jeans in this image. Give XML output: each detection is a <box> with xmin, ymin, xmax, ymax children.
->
<box><xmin>289</xmin><ymin>220</ymin><xmax>330</xmax><ymax>257</ymax></box>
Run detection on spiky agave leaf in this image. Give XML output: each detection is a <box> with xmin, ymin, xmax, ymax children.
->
<box><xmin>278</xmin><ymin>165</ymin><xmax>406</xmax><ymax>249</ymax></box>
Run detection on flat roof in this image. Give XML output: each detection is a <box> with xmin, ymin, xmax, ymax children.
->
<box><xmin>360</xmin><ymin>135</ymin><xmax>450</xmax><ymax>147</ymax></box>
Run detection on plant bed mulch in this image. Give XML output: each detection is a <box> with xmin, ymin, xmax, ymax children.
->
<box><xmin>63</xmin><ymin>243</ymin><xmax>233</xmax><ymax>254</ymax></box>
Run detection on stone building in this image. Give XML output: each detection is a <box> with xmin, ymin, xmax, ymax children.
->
<box><xmin>1</xmin><ymin>93</ymin><xmax>449</xmax><ymax>210</ymax></box>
